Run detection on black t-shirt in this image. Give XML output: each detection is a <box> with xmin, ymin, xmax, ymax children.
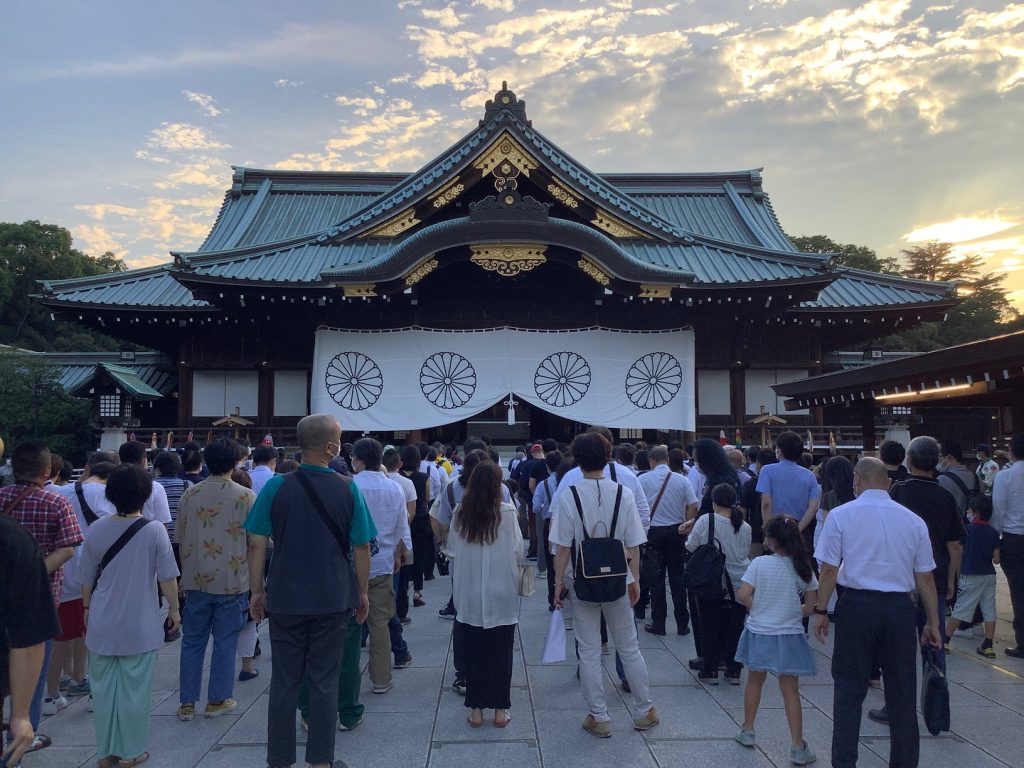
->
<box><xmin>0</xmin><ymin>517</ymin><xmax>59</xmax><ymax>697</ymax></box>
<box><xmin>529</xmin><ymin>459</ymin><xmax>550</xmax><ymax>489</ymax></box>
<box><xmin>741</xmin><ymin>474</ymin><xmax>763</xmax><ymax>543</ymax></box>
<box><xmin>887</xmin><ymin>465</ymin><xmax>910</xmax><ymax>484</ymax></box>
<box><xmin>890</xmin><ymin>476</ymin><xmax>966</xmax><ymax>592</ymax></box>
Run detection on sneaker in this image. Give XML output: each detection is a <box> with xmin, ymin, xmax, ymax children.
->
<box><xmin>338</xmin><ymin>716</ymin><xmax>363</xmax><ymax>731</ymax></box>
<box><xmin>413</xmin><ymin>596</ymin><xmax>426</xmax><ymax>607</ymax></box>
<box><xmin>977</xmin><ymin>643</ymin><xmax>996</xmax><ymax>659</ymax></box>
<box><xmin>58</xmin><ymin>674</ymin><xmax>73</xmax><ymax>691</ymax></box>
<box><xmin>697</xmin><ymin>670</ymin><xmax>719</xmax><ymax>686</ymax></box>
<box><xmin>372</xmin><ymin>681</ymin><xmax>394</xmax><ymax>694</ymax></box>
<box><xmin>688</xmin><ymin>657</ymin><xmax>704</xmax><ymax>671</ymax></box>
<box><xmin>439</xmin><ymin>605</ymin><xmax>456</xmax><ymax>620</ymax></box>
<box><xmin>724</xmin><ymin>669</ymin><xmax>742</xmax><ymax>686</ymax></box>
<box><xmin>1005</xmin><ymin>646</ymin><xmax>1024</xmax><ymax>658</ymax></box>
<box><xmin>791</xmin><ymin>740</ymin><xmax>817</xmax><ymax>765</ymax></box>
<box><xmin>400</xmin><ymin>616</ymin><xmax>412</xmax><ymax>625</ymax></box>
<box><xmin>537</xmin><ymin>569</ymin><xmax>548</xmax><ymax>577</ymax></box>
<box><xmin>65</xmin><ymin>677</ymin><xmax>90</xmax><ymax>696</ymax></box>
<box><xmin>867</xmin><ymin>706</ymin><xmax>889</xmax><ymax>724</ymax></box>
<box><xmin>177</xmin><ymin>703</ymin><xmax>195</xmax><ymax>721</ymax></box>
<box><xmin>41</xmin><ymin>695</ymin><xmax>68</xmax><ymax>716</ymax></box>
<box><xmin>643</xmin><ymin>623</ymin><xmax>666</xmax><ymax>636</ymax></box>
<box><xmin>735</xmin><ymin>728</ymin><xmax>756</xmax><ymax>747</ymax></box>
<box><xmin>238</xmin><ymin>669</ymin><xmax>260</xmax><ymax>681</ymax></box>
<box><xmin>204</xmin><ymin>699</ymin><xmax>238</xmax><ymax>717</ymax></box>
<box><xmin>582</xmin><ymin>714</ymin><xmax>612</xmax><ymax>738</ymax></box>
<box><xmin>943</xmin><ymin>642</ymin><xmax>952</xmax><ymax>653</ymax></box>
<box><xmin>633</xmin><ymin>707</ymin><xmax>660</xmax><ymax>731</ymax></box>
<box><xmin>451</xmin><ymin>678</ymin><xmax>467</xmax><ymax>696</ymax></box>
<box><xmin>394</xmin><ymin>652</ymin><xmax>413</xmax><ymax>669</ymax></box>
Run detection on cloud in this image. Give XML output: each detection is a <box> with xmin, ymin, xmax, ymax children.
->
<box><xmin>72</xmin><ymin>224</ymin><xmax>127</xmax><ymax>256</ymax></box>
<box><xmin>904</xmin><ymin>216</ymin><xmax>1021</xmax><ymax>243</ymax></box>
<box><xmin>146</xmin><ymin>123</ymin><xmax>229</xmax><ymax>152</ymax></box>
<box><xmin>421</xmin><ymin>5</ymin><xmax>462</xmax><ymax>29</ymax></box>
<box><xmin>471</xmin><ymin>0</ymin><xmax>514</xmax><ymax>10</ymax></box>
<box><xmin>274</xmin><ymin>78</ymin><xmax>305</xmax><ymax>88</ymax></box>
<box><xmin>182</xmin><ymin>90</ymin><xmax>222</xmax><ymax>117</ymax></box>
<box><xmin>152</xmin><ymin>157</ymin><xmax>223</xmax><ymax>190</ymax></box>
<box><xmin>335</xmin><ymin>96</ymin><xmax>380</xmax><ymax>116</ymax></box>
<box><xmin>74</xmin><ymin>204</ymin><xmax>138</xmax><ymax>221</ymax></box>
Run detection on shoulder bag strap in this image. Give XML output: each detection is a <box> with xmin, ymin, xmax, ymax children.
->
<box><xmin>707</xmin><ymin>508</ymin><xmax>716</xmax><ymax>544</ymax></box>
<box><xmin>447</xmin><ymin>481</ymin><xmax>456</xmax><ymax>509</ymax></box>
<box><xmin>938</xmin><ymin>471</ymin><xmax>970</xmax><ymax>499</ymax></box>
<box><xmin>1</xmin><ymin>484</ymin><xmax>38</xmax><ymax>517</ymax></box>
<box><xmin>570</xmin><ymin>485</ymin><xmax>589</xmax><ymax>540</ymax></box>
<box><xmin>609</xmin><ymin>484</ymin><xmax>623</xmax><ymax>538</ymax></box>
<box><xmin>75</xmin><ymin>481</ymin><xmax>99</xmax><ymax>525</ymax></box>
<box><xmin>609</xmin><ymin>462</ymin><xmax>617</xmax><ymax>482</ymax></box>
<box><xmin>294</xmin><ymin>471</ymin><xmax>350</xmax><ymax>562</ymax></box>
<box><xmin>650</xmin><ymin>472</ymin><xmax>672</xmax><ymax>518</ymax></box>
<box><xmin>94</xmin><ymin>518</ymin><xmax>151</xmax><ymax>587</ymax></box>
<box><xmin>544</xmin><ymin>476</ymin><xmax>553</xmax><ymax>501</ymax></box>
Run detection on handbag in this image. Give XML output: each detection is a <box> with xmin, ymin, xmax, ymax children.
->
<box><xmin>921</xmin><ymin>645</ymin><xmax>951</xmax><ymax>735</ymax></box>
<box><xmin>518</xmin><ymin>563</ymin><xmax>536</xmax><ymax>597</ymax></box>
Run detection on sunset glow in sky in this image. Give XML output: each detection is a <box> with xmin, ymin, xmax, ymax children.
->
<box><xmin>2</xmin><ymin>0</ymin><xmax>1023</xmax><ymax>305</ymax></box>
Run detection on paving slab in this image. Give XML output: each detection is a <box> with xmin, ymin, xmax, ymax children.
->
<box><xmin>430</xmin><ymin>741</ymin><xmax>540</xmax><ymax>768</ymax></box>
<box><xmin>647</xmin><ymin>739</ymin><xmax>776</xmax><ymax>768</ymax></box>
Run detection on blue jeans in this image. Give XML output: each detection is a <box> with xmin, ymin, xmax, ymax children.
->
<box><xmin>360</xmin><ymin>612</ymin><xmax>408</xmax><ymax>657</ymax></box>
<box><xmin>179</xmin><ymin>591</ymin><xmax>247</xmax><ymax>705</ymax></box>
<box><xmin>29</xmin><ymin>639</ymin><xmax>53</xmax><ymax>731</ymax></box>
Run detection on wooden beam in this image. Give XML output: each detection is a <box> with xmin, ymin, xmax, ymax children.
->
<box><xmin>860</xmin><ymin>404</ymin><xmax>876</xmax><ymax>455</ymax></box>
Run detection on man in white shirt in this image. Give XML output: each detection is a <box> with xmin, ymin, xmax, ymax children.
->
<box><xmin>812</xmin><ymin>457</ymin><xmax>940</xmax><ymax>768</ymax></box>
<box><xmin>638</xmin><ymin>446</ymin><xmax>698</xmax><ymax>636</ymax></box>
<box><xmin>551</xmin><ymin>432</ymin><xmax>658</xmax><ymax>738</ymax></box>
<box><xmin>352</xmin><ymin>438</ymin><xmax>413</xmax><ymax>694</ymax></box>
<box><xmin>418</xmin><ymin>443</ymin><xmax>443</xmax><ymax>502</ymax></box>
<box><xmin>993</xmin><ymin>433</ymin><xmax>1024</xmax><ymax>657</ymax></box>
<box><xmin>248</xmin><ymin>445</ymin><xmax>277</xmax><ymax>496</ymax></box>
<box><xmin>117</xmin><ymin>440</ymin><xmax>171</xmax><ymax>524</ymax></box>
<box><xmin>383</xmin><ymin>447</ymin><xmax>417</xmax><ymax>623</ymax></box>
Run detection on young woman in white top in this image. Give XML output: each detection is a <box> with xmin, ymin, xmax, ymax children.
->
<box><xmin>449</xmin><ymin>461</ymin><xmax>523</xmax><ymax>728</ymax></box>
<box><xmin>682</xmin><ymin>483</ymin><xmax>751</xmax><ymax>684</ymax></box>
<box><xmin>733</xmin><ymin>516</ymin><xmax>818</xmax><ymax>766</ymax></box>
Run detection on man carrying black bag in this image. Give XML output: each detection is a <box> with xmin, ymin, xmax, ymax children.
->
<box><xmin>551</xmin><ymin>433</ymin><xmax>658</xmax><ymax>739</ymax></box>
<box><xmin>812</xmin><ymin>457</ymin><xmax>942</xmax><ymax>768</ymax></box>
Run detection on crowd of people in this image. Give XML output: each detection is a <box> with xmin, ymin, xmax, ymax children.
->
<box><xmin>1</xmin><ymin>422</ymin><xmax>1022</xmax><ymax>768</ymax></box>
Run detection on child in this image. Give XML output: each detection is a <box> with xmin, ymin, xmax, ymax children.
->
<box><xmin>733</xmin><ymin>516</ymin><xmax>818</xmax><ymax>766</ymax></box>
<box><xmin>946</xmin><ymin>495</ymin><xmax>1001</xmax><ymax>658</ymax></box>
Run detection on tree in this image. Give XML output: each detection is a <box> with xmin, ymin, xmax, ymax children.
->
<box><xmin>882</xmin><ymin>241</ymin><xmax>1022</xmax><ymax>351</ymax></box>
<box><xmin>791</xmin><ymin>234</ymin><xmax>900</xmax><ymax>274</ymax></box>
<box><xmin>0</xmin><ymin>354</ymin><xmax>94</xmax><ymax>464</ymax></box>
<box><xmin>0</xmin><ymin>220</ymin><xmax>129</xmax><ymax>352</ymax></box>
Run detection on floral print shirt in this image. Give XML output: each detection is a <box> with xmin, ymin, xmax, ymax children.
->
<box><xmin>175</xmin><ymin>476</ymin><xmax>255</xmax><ymax>594</ymax></box>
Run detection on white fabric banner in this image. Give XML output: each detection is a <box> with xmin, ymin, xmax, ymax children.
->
<box><xmin>310</xmin><ymin>327</ymin><xmax>695</xmax><ymax>432</ymax></box>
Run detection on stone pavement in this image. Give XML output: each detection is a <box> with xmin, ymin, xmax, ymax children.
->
<box><xmin>19</xmin><ymin>573</ymin><xmax>1024</xmax><ymax>768</ymax></box>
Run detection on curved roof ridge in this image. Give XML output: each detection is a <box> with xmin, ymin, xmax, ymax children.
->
<box><xmin>835</xmin><ymin>267</ymin><xmax>957</xmax><ymax>295</ymax></box>
<box><xmin>39</xmin><ymin>263</ymin><xmax>174</xmax><ymax>292</ymax></box>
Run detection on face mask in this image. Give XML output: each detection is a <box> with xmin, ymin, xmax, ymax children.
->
<box><xmin>327</xmin><ymin>442</ymin><xmax>340</xmax><ymax>460</ymax></box>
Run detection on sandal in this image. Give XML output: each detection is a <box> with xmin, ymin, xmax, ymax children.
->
<box><xmin>494</xmin><ymin>711</ymin><xmax>511</xmax><ymax>728</ymax></box>
<box><xmin>99</xmin><ymin>757</ymin><xmax>120</xmax><ymax>768</ymax></box>
<box><xmin>467</xmin><ymin>712</ymin><xmax>483</xmax><ymax>728</ymax></box>
<box><xmin>27</xmin><ymin>734</ymin><xmax>53</xmax><ymax>752</ymax></box>
<box><xmin>117</xmin><ymin>752</ymin><xmax>150</xmax><ymax>767</ymax></box>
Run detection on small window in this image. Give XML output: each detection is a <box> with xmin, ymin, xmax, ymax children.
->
<box><xmin>99</xmin><ymin>394</ymin><xmax>121</xmax><ymax>417</ymax></box>
<box><xmin>619</xmin><ymin>428</ymin><xmax>643</xmax><ymax>440</ymax></box>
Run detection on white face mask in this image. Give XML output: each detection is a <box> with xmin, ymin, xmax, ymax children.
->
<box><xmin>326</xmin><ymin>442</ymin><xmax>341</xmax><ymax>460</ymax></box>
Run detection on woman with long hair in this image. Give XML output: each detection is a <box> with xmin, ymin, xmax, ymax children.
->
<box><xmin>693</xmin><ymin>439</ymin><xmax>741</xmax><ymax>514</ymax></box>
<box><xmin>450</xmin><ymin>461</ymin><xmax>523</xmax><ymax>728</ymax></box>
<box><xmin>683</xmin><ymin>484</ymin><xmax>752</xmax><ymax>684</ymax></box>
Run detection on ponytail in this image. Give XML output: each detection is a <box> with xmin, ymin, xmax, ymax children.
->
<box><xmin>764</xmin><ymin>516</ymin><xmax>813</xmax><ymax>583</ymax></box>
<box><xmin>711</xmin><ymin>483</ymin><xmax>743</xmax><ymax>532</ymax></box>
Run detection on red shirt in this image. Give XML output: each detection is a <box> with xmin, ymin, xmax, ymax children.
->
<box><xmin>0</xmin><ymin>483</ymin><xmax>83</xmax><ymax>604</ymax></box>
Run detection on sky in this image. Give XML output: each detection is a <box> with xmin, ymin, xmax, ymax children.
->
<box><xmin>2</xmin><ymin>0</ymin><xmax>1023</xmax><ymax>306</ymax></box>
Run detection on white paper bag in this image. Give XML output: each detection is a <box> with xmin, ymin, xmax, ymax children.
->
<box><xmin>542</xmin><ymin>609</ymin><xmax>567</xmax><ymax>664</ymax></box>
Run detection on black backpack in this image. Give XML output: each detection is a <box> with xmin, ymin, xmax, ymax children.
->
<box><xmin>570</xmin><ymin>484</ymin><xmax>628</xmax><ymax>604</ymax></box>
<box><xmin>684</xmin><ymin>511</ymin><xmax>726</xmax><ymax>600</ymax></box>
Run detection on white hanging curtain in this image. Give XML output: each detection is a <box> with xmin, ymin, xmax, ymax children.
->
<box><xmin>310</xmin><ymin>327</ymin><xmax>695</xmax><ymax>432</ymax></box>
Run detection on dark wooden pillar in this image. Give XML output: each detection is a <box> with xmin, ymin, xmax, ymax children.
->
<box><xmin>861</xmin><ymin>403</ymin><xmax>877</xmax><ymax>455</ymax></box>
<box><xmin>729</xmin><ymin>367</ymin><xmax>746</xmax><ymax>426</ymax></box>
<box><xmin>177</xmin><ymin>365</ymin><xmax>191</xmax><ymax>428</ymax></box>
<box><xmin>258</xmin><ymin>366</ymin><xmax>273</xmax><ymax>428</ymax></box>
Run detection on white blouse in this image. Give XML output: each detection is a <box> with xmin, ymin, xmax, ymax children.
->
<box><xmin>450</xmin><ymin>502</ymin><xmax>524</xmax><ymax>629</ymax></box>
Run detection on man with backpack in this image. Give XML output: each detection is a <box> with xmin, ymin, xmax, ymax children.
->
<box><xmin>551</xmin><ymin>432</ymin><xmax>658</xmax><ymax>738</ymax></box>
<box><xmin>938</xmin><ymin>441</ymin><xmax>981</xmax><ymax>518</ymax></box>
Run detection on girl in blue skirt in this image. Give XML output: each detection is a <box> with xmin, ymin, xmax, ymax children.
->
<box><xmin>733</xmin><ymin>516</ymin><xmax>818</xmax><ymax>766</ymax></box>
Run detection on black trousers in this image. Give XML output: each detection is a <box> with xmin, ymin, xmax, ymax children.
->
<box><xmin>647</xmin><ymin>525</ymin><xmax>689</xmax><ymax>631</ymax></box>
<box><xmin>462</xmin><ymin>623</ymin><xmax>515</xmax><ymax>709</ymax></box>
<box><xmin>543</xmin><ymin>519</ymin><xmax>556</xmax><ymax>608</ymax></box>
<box><xmin>1001</xmin><ymin>533</ymin><xmax>1024</xmax><ymax>648</ymax></box>
<box><xmin>396</xmin><ymin>566</ymin><xmax>410</xmax><ymax>620</ymax></box>
<box><xmin>267</xmin><ymin>611</ymin><xmax>349</xmax><ymax>768</ymax></box>
<box><xmin>832</xmin><ymin>589</ymin><xmax>918</xmax><ymax>768</ymax></box>
<box><xmin>411</xmin><ymin>522</ymin><xmax>435</xmax><ymax>591</ymax></box>
<box><xmin>696</xmin><ymin>595</ymin><xmax>742</xmax><ymax>674</ymax></box>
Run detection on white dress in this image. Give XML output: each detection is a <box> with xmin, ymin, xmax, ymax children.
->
<box><xmin>450</xmin><ymin>502</ymin><xmax>524</xmax><ymax>628</ymax></box>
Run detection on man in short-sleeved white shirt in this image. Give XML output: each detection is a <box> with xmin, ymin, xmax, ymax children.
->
<box><xmin>812</xmin><ymin>457</ymin><xmax>940</xmax><ymax>768</ymax></box>
<box><xmin>551</xmin><ymin>459</ymin><xmax>652</xmax><ymax>531</ymax></box>
<box><xmin>550</xmin><ymin>433</ymin><xmax>658</xmax><ymax>737</ymax></box>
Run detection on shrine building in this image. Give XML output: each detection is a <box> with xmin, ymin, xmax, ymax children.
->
<box><xmin>37</xmin><ymin>84</ymin><xmax>958</xmax><ymax>446</ymax></box>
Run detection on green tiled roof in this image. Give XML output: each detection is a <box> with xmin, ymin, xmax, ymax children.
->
<box><xmin>796</xmin><ymin>269</ymin><xmax>956</xmax><ymax>311</ymax></box>
<box><xmin>39</xmin><ymin>266</ymin><xmax>209</xmax><ymax>309</ymax></box>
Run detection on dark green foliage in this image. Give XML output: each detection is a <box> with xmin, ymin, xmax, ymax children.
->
<box><xmin>0</xmin><ymin>355</ymin><xmax>94</xmax><ymax>464</ymax></box>
<box><xmin>0</xmin><ymin>220</ymin><xmax>129</xmax><ymax>352</ymax></box>
<box><xmin>791</xmin><ymin>234</ymin><xmax>901</xmax><ymax>274</ymax></box>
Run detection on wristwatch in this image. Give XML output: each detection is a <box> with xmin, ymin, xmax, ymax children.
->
<box><xmin>813</xmin><ymin>607</ymin><xmax>828</xmax><ymax>616</ymax></box>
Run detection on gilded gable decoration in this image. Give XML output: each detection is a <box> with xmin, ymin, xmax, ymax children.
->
<box><xmin>578</xmin><ymin>258</ymin><xmax>611</xmax><ymax>286</ymax></box>
<box><xmin>638</xmin><ymin>284</ymin><xmax>673</xmax><ymax>299</ymax></box>
<box><xmin>340</xmin><ymin>284</ymin><xmax>378</xmax><ymax>298</ymax></box>
<box><xmin>404</xmin><ymin>258</ymin><xmax>440</xmax><ymax>287</ymax></box>
<box><xmin>429</xmin><ymin>177</ymin><xmax>464</xmax><ymax>209</ymax></box>
<box><xmin>474</xmin><ymin>134</ymin><xmax>537</xmax><ymax>183</ymax></box>
<box><xmin>470</xmin><ymin>245</ymin><xmax>547</xmax><ymax>277</ymax></box>
<box><xmin>592</xmin><ymin>211</ymin><xmax>648</xmax><ymax>239</ymax></box>
<box><xmin>547</xmin><ymin>183</ymin><xmax>580</xmax><ymax>209</ymax></box>
<box><xmin>362</xmin><ymin>210</ymin><xmax>420</xmax><ymax>238</ymax></box>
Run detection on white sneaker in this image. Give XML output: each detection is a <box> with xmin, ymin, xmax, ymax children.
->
<box><xmin>42</xmin><ymin>695</ymin><xmax>69</xmax><ymax>716</ymax></box>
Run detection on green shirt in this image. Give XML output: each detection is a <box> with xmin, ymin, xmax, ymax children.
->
<box><xmin>243</xmin><ymin>464</ymin><xmax>376</xmax><ymax>547</ymax></box>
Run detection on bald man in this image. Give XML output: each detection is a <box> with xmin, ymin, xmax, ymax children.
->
<box><xmin>813</xmin><ymin>457</ymin><xmax>940</xmax><ymax>768</ymax></box>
